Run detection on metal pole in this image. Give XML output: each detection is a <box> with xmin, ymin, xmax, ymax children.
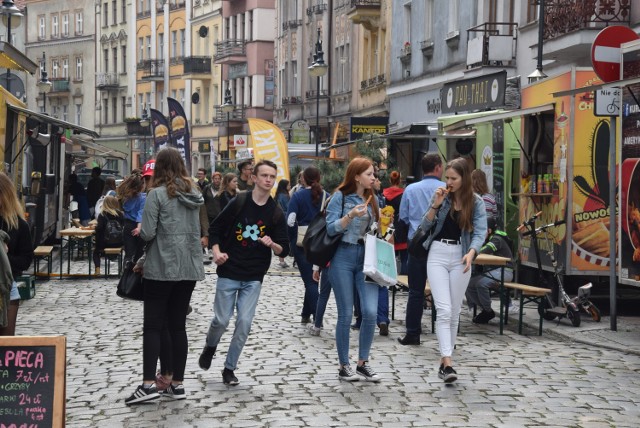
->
<box><xmin>226</xmin><ymin>111</ymin><xmax>230</xmax><ymax>160</ymax></box>
<box><xmin>315</xmin><ymin>76</ymin><xmax>320</xmax><ymax>157</ymax></box>
<box><xmin>42</xmin><ymin>52</ymin><xmax>46</xmax><ymax>112</ymax></box>
<box><xmin>5</xmin><ymin>13</ymin><xmax>10</xmax><ymax>93</ymax></box>
<box><xmin>536</xmin><ymin>0</ymin><xmax>545</xmax><ymax>73</ymax></box>
<box><xmin>609</xmin><ymin>115</ymin><xmax>617</xmax><ymax>331</ymax></box>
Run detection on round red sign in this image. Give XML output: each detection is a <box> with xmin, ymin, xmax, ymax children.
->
<box><xmin>591</xmin><ymin>26</ymin><xmax>639</xmax><ymax>83</ymax></box>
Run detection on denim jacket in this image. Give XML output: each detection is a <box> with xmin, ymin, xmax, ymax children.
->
<box><xmin>326</xmin><ymin>191</ymin><xmax>374</xmax><ymax>245</ymax></box>
<box><xmin>419</xmin><ymin>193</ymin><xmax>487</xmax><ymax>258</ymax></box>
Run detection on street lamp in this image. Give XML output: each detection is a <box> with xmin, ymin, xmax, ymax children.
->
<box><xmin>1</xmin><ymin>0</ymin><xmax>23</xmax><ymax>94</ymax></box>
<box><xmin>308</xmin><ymin>27</ymin><xmax>328</xmax><ymax>157</ymax></box>
<box><xmin>528</xmin><ymin>0</ymin><xmax>548</xmax><ymax>84</ymax></box>
<box><xmin>36</xmin><ymin>51</ymin><xmax>52</xmax><ymax>113</ymax></box>
<box><xmin>221</xmin><ymin>88</ymin><xmax>234</xmax><ymax>162</ymax></box>
<box><xmin>139</xmin><ymin>104</ymin><xmax>151</xmax><ymax>164</ymax></box>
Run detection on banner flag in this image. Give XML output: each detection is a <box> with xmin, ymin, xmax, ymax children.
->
<box><xmin>248</xmin><ymin>118</ymin><xmax>290</xmax><ymax>192</ymax></box>
<box><xmin>167</xmin><ymin>97</ymin><xmax>191</xmax><ymax>171</ymax></box>
<box><xmin>150</xmin><ymin>108</ymin><xmax>171</xmax><ymax>154</ymax></box>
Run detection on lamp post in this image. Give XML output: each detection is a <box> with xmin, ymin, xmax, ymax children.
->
<box><xmin>221</xmin><ymin>88</ymin><xmax>234</xmax><ymax>162</ymax></box>
<box><xmin>139</xmin><ymin>104</ymin><xmax>151</xmax><ymax>165</ymax></box>
<box><xmin>528</xmin><ymin>0</ymin><xmax>548</xmax><ymax>84</ymax></box>
<box><xmin>308</xmin><ymin>27</ymin><xmax>328</xmax><ymax>157</ymax></box>
<box><xmin>1</xmin><ymin>0</ymin><xmax>23</xmax><ymax>94</ymax></box>
<box><xmin>36</xmin><ymin>52</ymin><xmax>52</xmax><ymax>113</ymax></box>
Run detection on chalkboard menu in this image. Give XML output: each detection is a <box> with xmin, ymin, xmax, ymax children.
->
<box><xmin>0</xmin><ymin>336</ymin><xmax>66</xmax><ymax>428</ymax></box>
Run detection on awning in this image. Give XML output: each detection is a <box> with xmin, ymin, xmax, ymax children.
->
<box><xmin>552</xmin><ymin>76</ymin><xmax>640</xmax><ymax>98</ymax></box>
<box><xmin>70</xmin><ymin>136</ymin><xmax>128</xmax><ymax>160</ymax></box>
<box><xmin>7</xmin><ymin>102</ymin><xmax>100</xmax><ymax>138</ymax></box>
<box><xmin>441</xmin><ymin>128</ymin><xmax>477</xmax><ymax>139</ymax></box>
<box><xmin>0</xmin><ymin>42</ymin><xmax>38</xmax><ymax>74</ymax></box>
<box><xmin>462</xmin><ymin>103</ymin><xmax>555</xmax><ymax>126</ymax></box>
<box><xmin>385</xmin><ymin>122</ymin><xmax>438</xmax><ymax>139</ymax></box>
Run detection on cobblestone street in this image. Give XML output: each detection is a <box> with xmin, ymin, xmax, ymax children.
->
<box><xmin>15</xmin><ymin>259</ymin><xmax>640</xmax><ymax>427</ymax></box>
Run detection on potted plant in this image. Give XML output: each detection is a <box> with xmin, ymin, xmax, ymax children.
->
<box><xmin>403</xmin><ymin>41</ymin><xmax>411</xmax><ymax>56</ymax></box>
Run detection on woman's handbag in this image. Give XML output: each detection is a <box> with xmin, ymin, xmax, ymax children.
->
<box><xmin>407</xmin><ymin>223</ymin><xmax>434</xmax><ymax>261</ymax></box>
<box><xmin>296</xmin><ymin>192</ymin><xmax>326</xmax><ymax>247</ymax></box>
<box><xmin>363</xmin><ymin>234</ymin><xmax>398</xmax><ymax>287</ymax></box>
<box><xmin>116</xmin><ymin>260</ymin><xmax>144</xmax><ymax>301</ymax></box>
<box><xmin>302</xmin><ymin>194</ymin><xmax>343</xmax><ymax>266</ymax></box>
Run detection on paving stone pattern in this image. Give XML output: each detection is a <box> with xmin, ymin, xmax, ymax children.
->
<box><xmin>16</xmin><ymin>257</ymin><xmax>640</xmax><ymax>427</ymax></box>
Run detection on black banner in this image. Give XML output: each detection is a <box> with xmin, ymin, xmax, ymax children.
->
<box><xmin>150</xmin><ymin>108</ymin><xmax>172</xmax><ymax>154</ymax></box>
<box><xmin>167</xmin><ymin>97</ymin><xmax>191</xmax><ymax>172</ymax></box>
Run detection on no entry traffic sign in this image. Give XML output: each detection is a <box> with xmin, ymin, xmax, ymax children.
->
<box><xmin>591</xmin><ymin>26</ymin><xmax>639</xmax><ymax>83</ymax></box>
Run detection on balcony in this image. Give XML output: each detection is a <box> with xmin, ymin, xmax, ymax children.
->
<box><xmin>282</xmin><ymin>19</ymin><xmax>302</xmax><ymax>32</ymax></box>
<box><xmin>125</xmin><ymin>120</ymin><xmax>151</xmax><ymax>136</ymax></box>
<box><xmin>282</xmin><ymin>96</ymin><xmax>303</xmax><ymax>105</ymax></box>
<box><xmin>213</xmin><ymin>39</ymin><xmax>246</xmax><ymax>64</ymax></box>
<box><xmin>360</xmin><ymin>74</ymin><xmax>385</xmax><ymax>92</ymax></box>
<box><xmin>306</xmin><ymin>3</ymin><xmax>327</xmax><ymax>17</ymax></box>
<box><xmin>466</xmin><ymin>22</ymin><xmax>518</xmax><ymax>69</ymax></box>
<box><xmin>182</xmin><ymin>56</ymin><xmax>212</xmax><ymax>79</ymax></box>
<box><xmin>136</xmin><ymin>9</ymin><xmax>151</xmax><ymax>19</ymax></box>
<box><xmin>96</xmin><ymin>72</ymin><xmax>120</xmax><ymax>90</ymax></box>
<box><xmin>538</xmin><ymin>0</ymin><xmax>630</xmax><ymax>65</ymax></box>
<box><xmin>347</xmin><ymin>0</ymin><xmax>381</xmax><ymax>31</ymax></box>
<box><xmin>50</xmin><ymin>78</ymin><xmax>70</xmax><ymax>94</ymax></box>
<box><xmin>213</xmin><ymin>104</ymin><xmax>246</xmax><ymax>124</ymax></box>
<box><xmin>305</xmin><ymin>89</ymin><xmax>329</xmax><ymax>100</ymax></box>
<box><xmin>139</xmin><ymin>59</ymin><xmax>165</xmax><ymax>80</ymax></box>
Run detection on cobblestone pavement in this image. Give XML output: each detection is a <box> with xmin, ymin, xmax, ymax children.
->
<box><xmin>15</xmin><ymin>256</ymin><xmax>640</xmax><ymax>427</ymax></box>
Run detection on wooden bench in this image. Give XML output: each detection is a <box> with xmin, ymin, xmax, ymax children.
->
<box><xmin>33</xmin><ymin>246</ymin><xmax>54</xmax><ymax>278</ymax></box>
<box><xmin>503</xmin><ymin>282</ymin><xmax>551</xmax><ymax>336</ymax></box>
<box><xmin>103</xmin><ymin>247</ymin><xmax>124</xmax><ymax>277</ymax></box>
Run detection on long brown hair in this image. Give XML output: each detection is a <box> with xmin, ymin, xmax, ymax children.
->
<box><xmin>221</xmin><ymin>173</ymin><xmax>237</xmax><ymax>195</ymax></box>
<box><xmin>471</xmin><ymin>169</ymin><xmax>489</xmax><ymax>194</ymax></box>
<box><xmin>446</xmin><ymin>158</ymin><xmax>474</xmax><ymax>231</ymax></box>
<box><xmin>0</xmin><ymin>172</ymin><xmax>24</xmax><ymax>230</ymax></box>
<box><xmin>336</xmin><ymin>157</ymin><xmax>379</xmax><ymax>221</ymax></box>
<box><xmin>151</xmin><ymin>147</ymin><xmax>196</xmax><ymax>197</ymax></box>
<box><xmin>302</xmin><ymin>166</ymin><xmax>323</xmax><ymax>204</ymax></box>
<box><xmin>117</xmin><ymin>170</ymin><xmax>144</xmax><ymax>202</ymax></box>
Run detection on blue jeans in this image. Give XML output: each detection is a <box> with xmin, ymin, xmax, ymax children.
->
<box><xmin>205</xmin><ymin>277</ymin><xmax>262</xmax><ymax>371</ymax></box>
<box><xmin>353</xmin><ymin>283</ymin><xmax>389</xmax><ymax>327</ymax></box>
<box><xmin>405</xmin><ymin>254</ymin><xmax>428</xmax><ymax>336</ymax></box>
<box><xmin>314</xmin><ymin>269</ymin><xmax>332</xmax><ymax>328</ymax></box>
<box><xmin>292</xmin><ymin>245</ymin><xmax>319</xmax><ymax>318</ymax></box>
<box><xmin>328</xmin><ymin>243</ymin><xmax>379</xmax><ymax>365</ymax></box>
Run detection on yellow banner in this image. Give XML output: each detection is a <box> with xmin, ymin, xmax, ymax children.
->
<box><xmin>247</xmin><ymin>118</ymin><xmax>290</xmax><ymax>193</ymax></box>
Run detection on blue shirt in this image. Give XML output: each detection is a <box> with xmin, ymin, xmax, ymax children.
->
<box><xmin>286</xmin><ymin>188</ymin><xmax>328</xmax><ymax>241</ymax></box>
<box><xmin>399</xmin><ymin>175</ymin><xmax>445</xmax><ymax>239</ymax></box>
<box><xmin>123</xmin><ymin>193</ymin><xmax>146</xmax><ymax>222</ymax></box>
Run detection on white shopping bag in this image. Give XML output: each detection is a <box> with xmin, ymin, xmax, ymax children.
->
<box><xmin>363</xmin><ymin>234</ymin><xmax>398</xmax><ymax>287</ymax></box>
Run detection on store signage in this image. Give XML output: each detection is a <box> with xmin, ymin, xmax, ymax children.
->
<box><xmin>349</xmin><ymin>116</ymin><xmax>388</xmax><ymax>141</ymax></box>
<box><xmin>441</xmin><ymin>71</ymin><xmax>507</xmax><ymax>114</ymax></box>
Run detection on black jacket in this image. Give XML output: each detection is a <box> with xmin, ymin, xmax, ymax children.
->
<box><xmin>0</xmin><ymin>218</ymin><xmax>34</xmax><ymax>277</ymax></box>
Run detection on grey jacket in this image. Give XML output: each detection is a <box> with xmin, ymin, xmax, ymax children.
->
<box><xmin>140</xmin><ymin>184</ymin><xmax>205</xmax><ymax>281</ymax></box>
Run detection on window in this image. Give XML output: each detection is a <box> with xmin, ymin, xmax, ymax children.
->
<box><xmin>146</xmin><ymin>36</ymin><xmax>151</xmax><ymax>60</ymax></box>
<box><xmin>403</xmin><ymin>2</ymin><xmax>412</xmax><ymax>47</ymax></box>
<box><xmin>122</xmin><ymin>0</ymin><xmax>127</xmax><ymax>23</ymax></box>
<box><xmin>75</xmin><ymin>11</ymin><xmax>83</xmax><ymax>35</ymax></box>
<box><xmin>112</xmin><ymin>1</ymin><xmax>117</xmax><ymax>25</ymax></box>
<box><xmin>112</xmin><ymin>97</ymin><xmax>117</xmax><ymax>122</ymax></box>
<box><xmin>122</xmin><ymin>46</ymin><xmax>126</xmax><ymax>73</ymax></box>
<box><xmin>158</xmin><ymin>33</ymin><xmax>164</xmax><ymax>60</ymax></box>
<box><xmin>179</xmin><ymin>89</ymin><xmax>185</xmax><ymax>105</ymax></box>
<box><xmin>62</xmin><ymin>58</ymin><xmax>69</xmax><ymax>79</ymax></box>
<box><xmin>62</xmin><ymin>105</ymin><xmax>68</xmax><ymax>122</ymax></box>
<box><xmin>62</xmin><ymin>14</ymin><xmax>69</xmax><ymax>36</ymax></box>
<box><xmin>76</xmin><ymin>104</ymin><xmax>81</xmax><ymax>124</ymax></box>
<box><xmin>103</xmin><ymin>100</ymin><xmax>109</xmax><ymax>124</ymax></box>
<box><xmin>52</xmin><ymin>59</ymin><xmax>59</xmax><ymax>78</ymax></box>
<box><xmin>39</xmin><ymin>16</ymin><xmax>45</xmax><ymax>39</ymax></box>
<box><xmin>171</xmin><ymin>31</ymin><xmax>177</xmax><ymax>58</ymax></box>
<box><xmin>527</xmin><ymin>1</ymin><xmax>538</xmax><ymax>23</ymax></box>
<box><xmin>103</xmin><ymin>2</ymin><xmax>108</xmax><ymax>27</ymax></box>
<box><xmin>180</xmin><ymin>29</ymin><xmax>185</xmax><ymax>57</ymax></box>
<box><xmin>113</xmin><ymin>47</ymin><xmax>118</xmax><ymax>74</ymax></box>
<box><xmin>104</xmin><ymin>49</ymin><xmax>109</xmax><ymax>72</ymax></box>
<box><xmin>122</xmin><ymin>97</ymin><xmax>127</xmax><ymax>121</ymax></box>
<box><xmin>425</xmin><ymin>0</ymin><xmax>433</xmax><ymax>41</ymax></box>
<box><xmin>138</xmin><ymin>94</ymin><xmax>144</xmax><ymax>116</ymax></box>
<box><xmin>138</xmin><ymin>37</ymin><xmax>144</xmax><ymax>61</ymax></box>
<box><xmin>52</xmin><ymin>14</ymin><xmax>59</xmax><ymax>38</ymax></box>
<box><xmin>76</xmin><ymin>56</ymin><xmax>83</xmax><ymax>81</ymax></box>
<box><xmin>448</xmin><ymin>0</ymin><xmax>459</xmax><ymax>35</ymax></box>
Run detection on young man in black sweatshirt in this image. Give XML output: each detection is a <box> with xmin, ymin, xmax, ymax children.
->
<box><xmin>198</xmin><ymin>160</ymin><xmax>290</xmax><ymax>385</ymax></box>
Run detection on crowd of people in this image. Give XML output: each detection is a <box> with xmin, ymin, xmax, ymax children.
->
<box><xmin>0</xmin><ymin>149</ymin><xmax>507</xmax><ymax>403</ymax></box>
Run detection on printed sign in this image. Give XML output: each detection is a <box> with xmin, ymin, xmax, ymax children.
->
<box><xmin>441</xmin><ymin>70</ymin><xmax>506</xmax><ymax>114</ymax></box>
<box><xmin>234</xmin><ymin>135</ymin><xmax>247</xmax><ymax>148</ymax></box>
<box><xmin>594</xmin><ymin>88</ymin><xmax>621</xmax><ymax>116</ymax></box>
<box><xmin>0</xmin><ymin>336</ymin><xmax>66</xmax><ymax>428</ymax></box>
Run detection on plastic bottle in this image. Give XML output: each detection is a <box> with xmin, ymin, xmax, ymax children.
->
<box><xmin>531</xmin><ymin>175</ymin><xmax>537</xmax><ymax>194</ymax></box>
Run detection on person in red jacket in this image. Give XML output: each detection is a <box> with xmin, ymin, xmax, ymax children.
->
<box><xmin>382</xmin><ymin>171</ymin><xmax>408</xmax><ymax>275</ymax></box>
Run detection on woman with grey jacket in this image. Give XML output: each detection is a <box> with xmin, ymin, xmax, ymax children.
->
<box><xmin>125</xmin><ymin>148</ymin><xmax>205</xmax><ymax>405</ymax></box>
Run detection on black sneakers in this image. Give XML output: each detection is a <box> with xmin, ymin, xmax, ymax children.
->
<box><xmin>397</xmin><ymin>334</ymin><xmax>420</xmax><ymax>345</ymax></box>
<box><xmin>472</xmin><ymin>309</ymin><xmax>496</xmax><ymax>324</ymax></box>
<box><xmin>356</xmin><ymin>363</ymin><xmax>381</xmax><ymax>382</ymax></box>
<box><xmin>198</xmin><ymin>345</ymin><xmax>217</xmax><ymax>370</ymax></box>
<box><xmin>124</xmin><ymin>384</ymin><xmax>161</xmax><ymax>405</ymax></box>
<box><xmin>438</xmin><ymin>365</ymin><xmax>458</xmax><ymax>383</ymax></box>
<box><xmin>222</xmin><ymin>368</ymin><xmax>239</xmax><ymax>386</ymax></box>
<box><xmin>338</xmin><ymin>365</ymin><xmax>359</xmax><ymax>382</ymax></box>
<box><xmin>163</xmin><ymin>383</ymin><xmax>186</xmax><ymax>400</ymax></box>
<box><xmin>378</xmin><ymin>323</ymin><xmax>389</xmax><ymax>336</ymax></box>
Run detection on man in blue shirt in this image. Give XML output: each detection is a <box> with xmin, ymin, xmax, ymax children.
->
<box><xmin>397</xmin><ymin>153</ymin><xmax>444</xmax><ymax>345</ymax></box>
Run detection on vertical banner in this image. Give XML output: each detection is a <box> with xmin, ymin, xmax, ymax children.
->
<box><xmin>150</xmin><ymin>108</ymin><xmax>172</xmax><ymax>154</ymax></box>
<box><xmin>167</xmin><ymin>97</ymin><xmax>191</xmax><ymax>171</ymax></box>
<box><xmin>248</xmin><ymin>118</ymin><xmax>290</xmax><ymax>193</ymax></box>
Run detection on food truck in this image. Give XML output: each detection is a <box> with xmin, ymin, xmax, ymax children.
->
<box><xmin>517</xmin><ymin>68</ymin><xmax>614</xmax><ymax>284</ymax></box>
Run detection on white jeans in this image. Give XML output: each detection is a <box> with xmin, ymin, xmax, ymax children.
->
<box><xmin>427</xmin><ymin>241</ymin><xmax>471</xmax><ymax>358</ymax></box>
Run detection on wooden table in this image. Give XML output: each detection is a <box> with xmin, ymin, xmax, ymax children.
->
<box><xmin>59</xmin><ymin>227</ymin><xmax>95</xmax><ymax>278</ymax></box>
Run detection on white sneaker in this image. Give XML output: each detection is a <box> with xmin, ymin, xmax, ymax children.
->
<box><xmin>307</xmin><ymin>324</ymin><xmax>321</xmax><ymax>336</ymax></box>
<box><xmin>508</xmin><ymin>304</ymin><xmax>522</xmax><ymax>315</ymax></box>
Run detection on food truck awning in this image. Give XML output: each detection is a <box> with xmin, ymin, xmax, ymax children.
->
<box><xmin>7</xmin><ymin>102</ymin><xmax>100</xmax><ymax>138</ymax></box>
<box><xmin>0</xmin><ymin>42</ymin><xmax>38</xmax><ymax>74</ymax></box>
<box><xmin>461</xmin><ymin>103</ymin><xmax>555</xmax><ymax>125</ymax></box>
<box><xmin>69</xmin><ymin>135</ymin><xmax>128</xmax><ymax>160</ymax></box>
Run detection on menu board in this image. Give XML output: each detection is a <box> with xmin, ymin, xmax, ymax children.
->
<box><xmin>0</xmin><ymin>336</ymin><xmax>66</xmax><ymax>428</ymax></box>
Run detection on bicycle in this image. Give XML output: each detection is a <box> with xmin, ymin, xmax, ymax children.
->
<box><xmin>517</xmin><ymin>212</ymin><xmax>601</xmax><ymax>327</ymax></box>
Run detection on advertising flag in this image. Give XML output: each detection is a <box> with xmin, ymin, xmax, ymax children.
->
<box><xmin>248</xmin><ymin>118</ymin><xmax>289</xmax><ymax>191</ymax></box>
<box><xmin>150</xmin><ymin>108</ymin><xmax>171</xmax><ymax>154</ymax></box>
<box><xmin>167</xmin><ymin>97</ymin><xmax>191</xmax><ymax>171</ymax></box>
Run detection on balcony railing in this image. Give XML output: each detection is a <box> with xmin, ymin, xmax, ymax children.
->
<box><xmin>213</xmin><ymin>39</ymin><xmax>246</xmax><ymax>61</ymax></box>
<box><xmin>136</xmin><ymin>10</ymin><xmax>151</xmax><ymax>19</ymax></box>
<box><xmin>183</xmin><ymin>56</ymin><xmax>212</xmax><ymax>74</ymax></box>
<box><xmin>282</xmin><ymin>19</ymin><xmax>302</xmax><ymax>31</ymax></box>
<box><xmin>306</xmin><ymin>3</ymin><xmax>327</xmax><ymax>16</ymax></box>
<box><xmin>543</xmin><ymin>0</ymin><xmax>630</xmax><ymax>41</ymax></box>
<box><xmin>50</xmin><ymin>78</ymin><xmax>70</xmax><ymax>93</ymax></box>
<box><xmin>360</xmin><ymin>74</ymin><xmax>385</xmax><ymax>91</ymax></box>
<box><xmin>213</xmin><ymin>104</ymin><xmax>246</xmax><ymax>124</ymax></box>
<box><xmin>350</xmin><ymin>0</ymin><xmax>380</xmax><ymax>6</ymax></box>
<box><xmin>282</xmin><ymin>96</ymin><xmax>303</xmax><ymax>105</ymax></box>
<box><xmin>305</xmin><ymin>89</ymin><xmax>329</xmax><ymax>99</ymax></box>
<box><xmin>466</xmin><ymin>22</ymin><xmax>518</xmax><ymax>68</ymax></box>
<box><xmin>96</xmin><ymin>72</ymin><xmax>120</xmax><ymax>89</ymax></box>
<box><xmin>139</xmin><ymin>59</ymin><xmax>165</xmax><ymax>79</ymax></box>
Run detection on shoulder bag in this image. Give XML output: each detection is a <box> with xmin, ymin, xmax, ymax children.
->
<box><xmin>296</xmin><ymin>192</ymin><xmax>327</xmax><ymax>247</ymax></box>
<box><xmin>407</xmin><ymin>223</ymin><xmax>435</xmax><ymax>261</ymax></box>
<box><xmin>302</xmin><ymin>194</ymin><xmax>344</xmax><ymax>266</ymax></box>
<box><xmin>116</xmin><ymin>260</ymin><xmax>144</xmax><ymax>301</ymax></box>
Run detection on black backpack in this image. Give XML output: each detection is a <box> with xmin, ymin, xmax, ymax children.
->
<box><xmin>104</xmin><ymin>217</ymin><xmax>123</xmax><ymax>245</ymax></box>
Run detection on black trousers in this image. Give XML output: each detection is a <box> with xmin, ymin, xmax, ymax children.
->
<box><xmin>143</xmin><ymin>279</ymin><xmax>196</xmax><ymax>381</ymax></box>
<box><xmin>123</xmin><ymin>219</ymin><xmax>144</xmax><ymax>263</ymax></box>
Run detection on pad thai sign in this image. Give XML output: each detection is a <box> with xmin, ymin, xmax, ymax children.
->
<box><xmin>441</xmin><ymin>71</ymin><xmax>506</xmax><ymax>114</ymax></box>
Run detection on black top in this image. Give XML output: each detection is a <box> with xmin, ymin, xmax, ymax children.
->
<box><xmin>210</xmin><ymin>194</ymin><xmax>290</xmax><ymax>282</ymax></box>
<box><xmin>0</xmin><ymin>218</ymin><xmax>34</xmax><ymax>277</ymax></box>
<box><xmin>433</xmin><ymin>210</ymin><xmax>462</xmax><ymax>242</ymax></box>
<box><xmin>86</xmin><ymin>177</ymin><xmax>105</xmax><ymax>207</ymax></box>
<box><xmin>95</xmin><ymin>212</ymin><xmax>124</xmax><ymax>250</ymax></box>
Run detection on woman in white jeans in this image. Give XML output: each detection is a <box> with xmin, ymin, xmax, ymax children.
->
<box><xmin>418</xmin><ymin>158</ymin><xmax>487</xmax><ymax>383</ymax></box>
